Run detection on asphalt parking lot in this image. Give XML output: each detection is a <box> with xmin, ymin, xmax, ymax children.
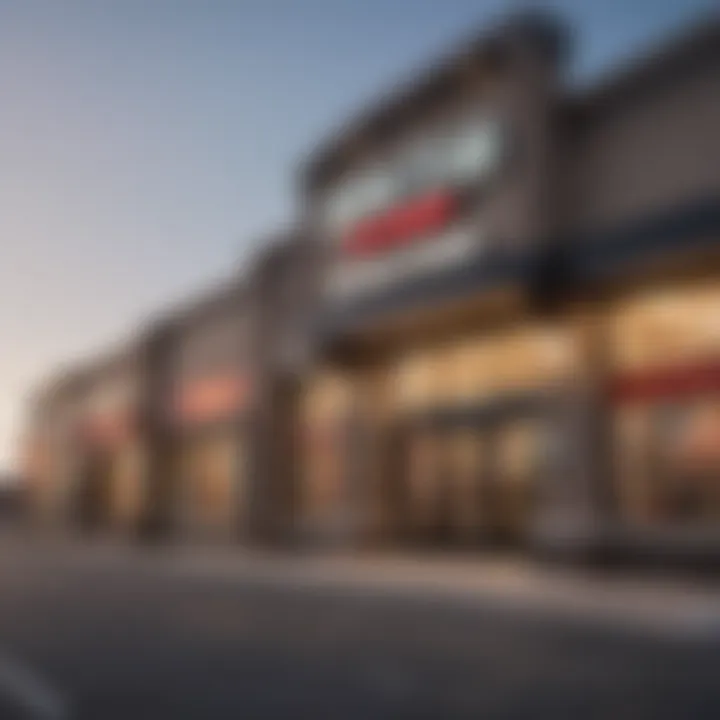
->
<box><xmin>0</xmin><ymin>539</ymin><xmax>718</xmax><ymax>719</ymax></box>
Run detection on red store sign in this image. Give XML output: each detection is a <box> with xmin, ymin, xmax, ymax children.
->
<box><xmin>173</xmin><ymin>374</ymin><xmax>249</xmax><ymax>425</ymax></box>
<box><xmin>342</xmin><ymin>189</ymin><xmax>459</xmax><ymax>258</ymax></box>
<box><xmin>81</xmin><ymin>410</ymin><xmax>136</xmax><ymax>447</ymax></box>
<box><xmin>611</xmin><ymin>359</ymin><xmax>720</xmax><ymax>403</ymax></box>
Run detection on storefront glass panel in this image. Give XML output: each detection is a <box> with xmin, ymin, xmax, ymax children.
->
<box><xmin>615</xmin><ymin>398</ymin><xmax>720</xmax><ymax>527</ymax></box>
<box><xmin>380</xmin><ymin>323</ymin><xmax>574</xmax><ymax>548</ymax></box>
<box><xmin>611</xmin><ymin>283</ymin><xmax>720</xmax><ymax>528</ymax></box>
<box><xmin>109</xmin><ymin>442</ymin><xmax>144</xmax><ymax>528</ymax></box>
<box><xmin>179</xmin><ymin>431</ymin><xmax>242</xmax><ymax>537</ymax></box>
<box><xmin>493</xmin><ymin>420</ymin><xmax>548</xmax><ymax>543</ymax></box>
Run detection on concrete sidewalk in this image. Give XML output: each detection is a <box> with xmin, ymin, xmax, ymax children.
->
<box><xmin>150</xmin><ymin>546</ymin><xmax>720</xmax><ymax>642</ymax></box>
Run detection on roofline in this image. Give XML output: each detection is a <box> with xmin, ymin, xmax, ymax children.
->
<box><xmin>298</xmin><ymin>9</ymin><xmax>569</xmax><ymax>194</ymax></box>
<box><xmin>146</xmin><ymin>224</ymin><xmax>310</xmax><ymax>335</ymax></box>
<box><xmin>165</xmin><ymin>274</ymin><xmax>247</xmax><ymax>333</ymax></box>
<box><xmin>27</xmin><ymin>341</ymin><xmax>135</xmax><ymax>410</ymax></box>
<box><xmin>572</xmin><ymin>10</ymin><xmax>720</xmax><ymax>117</ymax></box>
<box><xmin>300</xmin><ymin>9</ymin><xmax>719</xmax><ymax>195</ymax></box>
<box><xmin>250</xmin><ymin>226</ymin><xmax>309</xmax><ymax>277</ymax></box>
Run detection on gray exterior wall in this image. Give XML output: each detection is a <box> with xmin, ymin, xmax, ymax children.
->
<box><xmin>246</xmin><ymin>233</ymin><xmax>319</xmax><ymax>544</ymax></box>
<box><xmin>563</xmin><ymin>24</ymin><xmax>720</xmax><ymax>237</ymax></box>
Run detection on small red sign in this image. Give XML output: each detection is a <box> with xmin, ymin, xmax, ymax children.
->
<box><xmin>611</xmin><ymin>359</ymin><xmax>720</xmax><ymax>403</ymax></box>
<box><xmin>81</xmin><ymin>411</ymin><xmax>136</xmax><ymax>447</ymax></box>
<box><xmin>174</xmin><ymin>374</ymin><xmax>249</xmax><ymax>425</ymax></box>
<box><xmin>342</xmin><ymin>188</ymin><xmax>457</xmax><ymax>258</ymax></box>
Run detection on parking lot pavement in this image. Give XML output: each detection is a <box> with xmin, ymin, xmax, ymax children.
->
<box><xmin>145</xmin><ymin>544</ymin><xmax>720</xmax><ymax>641</ymax></box>
<box><xmin>0</xmin><ymin>539</ymin><xmax>718</xmax><ymax>719</ymax></box>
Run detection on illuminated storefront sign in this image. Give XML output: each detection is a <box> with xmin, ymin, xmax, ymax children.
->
<box><xmin>611</xmin><ymin>359</ymin><xmax>720</xmax><ymax>403</ymax></box>
<box><xmin>173</xmin><ymin>374</ymin><xmax>249</xmax><ymax>425</ymax></box>
<box><xmin>323</xmin><ymin>117</ymin><xmax>506</xmax><ymax>235</ymax></box>
<box><xmin>327</xmin><ymin>223</ymin><xmax>481</xmax><ymax>299</ymax></box>
<box><xmin>342</xmin><ymin>189</ymin><xmax>458</xmax><ymax>257</ymax></box>
<box><xmin>323</xmin><ymin>117</ymin><xmax>506</xmax><ymax>302</ymax></box>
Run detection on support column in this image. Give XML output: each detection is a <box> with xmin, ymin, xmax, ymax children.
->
<box><xmin>136</xmin><ymin>322</ymin><xmax>179</xmax><ymax>542</ymax></box>
<box><xmin>531</xmin><ymin>303</ymin><xmax>616</xmax><ymax>559</ymax></box>
<box><xmin>245</xmin><ymin>373</ymin><xmax>302</xmax><ymax>548</ymax></box>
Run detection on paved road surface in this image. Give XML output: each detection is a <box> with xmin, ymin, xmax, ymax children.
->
<box><xmin>0</xmin><ymin>539</ymin><xmax>718</xmax><ymax>719</ymax></box>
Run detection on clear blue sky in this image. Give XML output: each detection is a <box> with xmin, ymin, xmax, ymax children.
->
<box><xmin>0</xmin><ymin>0</ymin><xmax>715</xmax><ymax>469</ymax></box>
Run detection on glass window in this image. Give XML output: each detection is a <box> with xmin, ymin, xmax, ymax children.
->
<box><xmin>615</xmin><ymin>398</ymin><xmax>720</xmax><ymax>527</ymax></box>
<box><xmin>395</xmin><ymin>352</ymin><xmax>438</xmax><ymax>411</ymax></box>
<box><xmin>182</xmin><ymin>434</ymin><xmax>238</xmax><ymax>529</ymax></box>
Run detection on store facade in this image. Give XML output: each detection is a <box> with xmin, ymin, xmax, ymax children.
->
<box><xmin>70</xmin><ymin>350</ymin><xmax>146</xmax><ymax>534</ymax></box>
<box><xmin>22</xmin><ymin>11</ymin><xmax>720</xmax><ymax>564</ymax></box>
<box><xmin>24</xmin><ymin>369</ymin><xmax>87</xmax><ymax>530</ymax></box>
<box><xmin>296</xmin><ymin>12</ymin><xmax>720</xmax><ymax>558</ymax></box>
<box><xmin>297</xmin><ymin>15</ymin><xmax>580</xmax><ymax>550</ymax></box>
<box><xmin>163</xmin><ymin>279</ymin><xmax>252</xmax><ymax>542</ymax></box>
<box><xmin>561</xmin><ymin>16</ymin><xmax>720</xmax><ymax>559</ymax></box>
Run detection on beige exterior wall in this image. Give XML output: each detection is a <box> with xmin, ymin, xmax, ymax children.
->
<box><xmin>609</xmin><ymin>282</ymin><xmax>720</xmax><ymax>372</ymax></box>
<box><xmin>388</xmin><ymin>321</ymin><xmax>577</xmax><ymax>411</ymax></box>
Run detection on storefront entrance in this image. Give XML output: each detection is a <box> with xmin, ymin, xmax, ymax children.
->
<box><xmin>300</xmin><ymin>321</ymin><xmax>576</xmax><ymax>551</ymax></box>
<box><xmin>388</xmin><ymin>396</ymin><xmax>554</xmax><ymax>549</ymax></box>
<box><xmin>177</xmin><ymin>428</ymin><xmax>245</xmax><ymax>542</ymax></box>
<box><xmin>610</xmin><ymin>282</ymin><xmax>720</xmax><ymax>533</ymax></box>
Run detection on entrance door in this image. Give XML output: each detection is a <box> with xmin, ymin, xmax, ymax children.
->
<box><xmin>394</xmin><ymin>409</ymin><xmax>550</xmax><ymax>550</ymax></box>
<box><xmin>180</xmin><ymin>432</ymin><xmax>241</xmax><ymax>541</ymax></box>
